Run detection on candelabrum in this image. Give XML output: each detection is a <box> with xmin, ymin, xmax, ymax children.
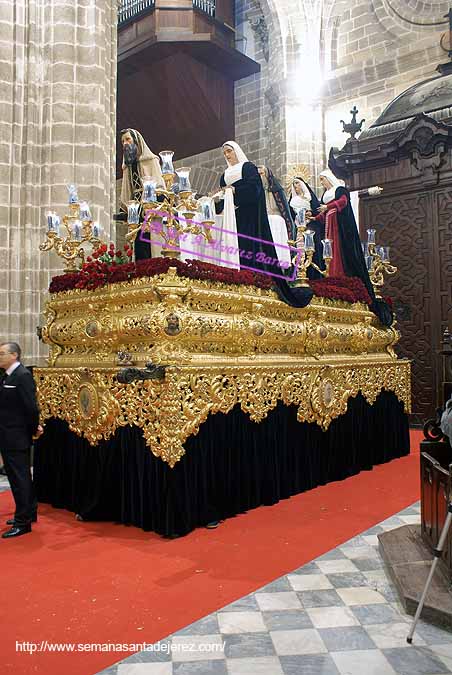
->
<box><xmin>291</xmin><ymin>209</ymin><xmax>332</xmax><ymax>287</ymax></box>
<box><xmin>125</xmin><ymin>151</ymin><xmax>214</xmax><ymax>258</ymax></box>
<box><xmin>362</xmin><ymin>229</ymin><xmax>397</xmax><ymax>298</ymax></box>
<box><xmin>39</xmin><ymin>186</ymin><xmax>103</xmax><ymax>271</ymax></box>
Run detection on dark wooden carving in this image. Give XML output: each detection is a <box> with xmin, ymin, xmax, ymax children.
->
<box><xmin>117</xmin><ymin>0</ymin><xmax>260</xmax><ymax>171</ymax></box>
<box><xmin>331</xmin><ymin>111</ymin><xmax>452</xmax><ymax>421</ymax></box>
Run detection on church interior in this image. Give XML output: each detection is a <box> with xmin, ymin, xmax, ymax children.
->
<box><xmin>1</xmin><ymin>1</ymin><xmax>452</xmax><ymax>674</ymax></box>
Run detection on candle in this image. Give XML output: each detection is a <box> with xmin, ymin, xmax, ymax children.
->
<box><xmin>296</xmin><ymin>208</ymin><xmax>306</xmax><ymax>226</ymax></box>
<box><xmin>379</xmin><ymin>245</ymin><xmax>390</xmax><ymax>262</ymax></box>
<box><xmin>176</xmin><ymin>167</ymin><xmax>191</xmax><ymax>192</ymax></box>
<box><xmin>159</xmin><ymin>150</ymin><xmax>175</xmax><ymax>175</ymax></box>
<box><xmin>46</xmin><ymin>211</ymin><xmax>55</xmax><ymax>231</ymax></box>
<box><xmin>79</xmin><ymin>201</ymin><xmax>91</xmax><ymax>221</ymax></box>
<box><xmin>366</xmin><ymin>228</ymin><xmax>376</xmax><ymax>244</ymax></box>
<box><xmin>304</xmin><ymin>229</ymin><xmax>315</xmax><ymax>251</ymax></box>
<box><xmin>127</xmin><ymin>201</ymin><xmax>140</xmax><ymax>225</ymax></box>
<box><xmin>366</xmin><ymin>255</ymin><xmax>373</xmax><ymax>271</ymax></box>
<box><xmin>198</xmin><ymin>196</ymin><xmax>215</xmax><ymax>221</ymax></box>
<box><xmin>91</xmin><ymin>221</ymin><xmax>101</xmax><ymax>238</ymax></box>
<box><xmin>53</xmin><ymin>214</ymin><xmax>61</xmax><ymax>235</ymax></box>
<box><xmin>142</xmin><ymin>179</ymin><xmax>157</xmax><ymax>203</ymax></box>
<box><xmin>67</xmin><ymin>184</ymin><xmax>79</xmax><ymax>204</ymax></box>
<box><xmin>73</xmin><ymin>220</ymin><xmax>82</xmax><ymax>241</ymax></box>
<box><xmin>322</xmin><ymin>238</ymin><xmax>332</xmax><ymax>258</ymax></box>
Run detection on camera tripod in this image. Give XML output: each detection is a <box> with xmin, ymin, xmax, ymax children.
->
<box><xmin>407</xmin><ymin>501</ymin><xmax>452</xmax><ymax>644</ymax></box>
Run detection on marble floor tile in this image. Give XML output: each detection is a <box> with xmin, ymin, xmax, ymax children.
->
<box><xmin>398</xmin><ymin>515</ymin><xmax>422</xmax><ymax>524</ymax></box>
<box><xmin>173</xmin><ymin>661</ymin><xmax>228</xmax><ymax>674</ymax></box>
<box><xmin>226</xmin><ymin>655</ymin><xmax>284</xmax><ymax>675</ymax></box>
<box><xmin>410</xmin><ymin>619</ymin><xmax>452</xmax><ymax>645</ymax></box>
<box><xmin>383</xmin><ymin>645</ymin><xmax>450</xmax><ymax>674</ymax></box>
<box><xmin>290</xmin><ymin>562</ymin><xmax>322</xmax><ymax>575</ymax></box>
<box><xmin>257</xmin><ymin>577</ymin><xmax>291</xmax><ymax>593</ymax></box>
<box><xmin>286</xmin><ymin>574</ymin><xmax>333</xmax><ymax>591</ymax></box>
<box><xmin>279</xmin><ymin>653</ymin><xmax>340</xmax><ymax>675</ymax></box>
<box><xmin>171</xmin><ymin>635</ymin><xmax>225</xmax><ymax>662</ymax></box>
<box><xmin>316</xmin><ymin>559</ymin><xmax>360</xmax><ymax>574</ymax></box>
<box><xmin>270</xmin><ymin>628</ymin><xmax>327</xmax><ymax>656</ymax></box>
<box><xmin>339</xmin><ymin>545</ymin><xmax>379</xmax><ymax>560</ymax></box>
<box><xmin>306</xmin><ymin>606</ymin><xmax>360</xmax><ymax>629</ymax></box>
<box><xmin>223</xmin><ymin>633</ymin><xmax>275</xmax><ymax>659</ymax></box>
<box><xmin>315</xmin><ymin>549</ymin><xmax>348</xmax><ymax>561</ymax></box>
<box><xmin>318</xmin><ymin>626</ymin><xmax>377</xmax><ymax>652</ymax></box>
<box><xmin>117</xmin><ymin>664</ymin><xmax>172</xmax><ymax>675</ymax></box>
<box><xmin>336</xmin><ymin>587</ymin><xmax>386</xmax><ymax>606</ymax></box>
<box><xmin>217</xmin><ymin>611</ymin><xmax>266</xmax><ymax>634</ymax></box>
<box><xmin>364</xmin><ymin>622</ymin><xmax>427</xmax><ymax>648</ymax></box>
<box><xmin>361</xmin><ymin>534</ymin><xmax>380</xmax><ymax>547</ymax></box>
<box><xmin>297</xmin><ymin>589</ymin><xmax>345</xmax><ymax>608</ymax></box>
<box><xmin>255</xmin><ymin>592</ymin><xmax>302</xmax><ymax>611</ymax></box>
<box><xmin>429</xmin><ymin>643</ymin><xmax>452</xmax><ymax>670</ymax></box>
<box><xmin>262</xmin><ymin>610</ymin><xmax>313</xmax><ymax>631</ymax></box>
<box><xmin>221</xmin><ymin>596</ymin><xmax>259</xmax><ymax>613</ymax></box>
<box><xmin>326</xmin><ymin>572</ymin><xmax>368</xmax><ymax>588</ymax></box>
<box><xmin>352</xmin><ymin>557</ymin><xmax>384</xmax><ymax>572</ymax></box>
<box><xmin>351</xmin><ymin>603</ymin><xmax>407</xmax><ymax>625</ymax></box>
<box><xmin>332</xmin><ymin>649</ymin><xmax>397</xmax><ymax>674</ymax></box>
<box><xmin>176</xmin><ymin>615</ymin><xmax>220</xmax><ymax>637</ymax></box>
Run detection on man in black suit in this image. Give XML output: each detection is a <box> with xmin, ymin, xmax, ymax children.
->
<box><xmin>0</xmin><ymin>342</ymin><xmax>42</xmax><ymax>538</ymax></box>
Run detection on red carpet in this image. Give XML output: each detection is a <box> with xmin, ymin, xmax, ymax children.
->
<box><xmin>0</xmin><ymin>430</ymin><xmax>422</xmax><ymax>675</ymax></box>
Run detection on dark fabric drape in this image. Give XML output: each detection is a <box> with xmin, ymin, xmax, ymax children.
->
<box><xmin>266</xmin><ymin>168</ymin><xmax>295</xmax><ymax>240</ymax></box>
<box><xmin>218</xmin><ymin>161</ymin><xmax>282</xmax><ymax>277</ymax></box>
<box><xmin>34</xmin><ymin>391</ymin><xmax>409</xmax><ymax>537</ymax></box>
<box><xmin>332</xmin><ymin>186</ymin><xmax>393</xmax><ymax>327</ymax></box>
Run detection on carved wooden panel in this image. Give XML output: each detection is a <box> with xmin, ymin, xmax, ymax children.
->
<box><xmin>436</xmin><ymin>188</ymin><xmax>452</xmax><ymax>348</ymax></box>
<box><xmin>362</xmin><ymin>192</ymin><xmax>435</xmax><ymax>422</ymax></box>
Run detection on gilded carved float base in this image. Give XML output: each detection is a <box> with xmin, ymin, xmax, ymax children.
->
<box><xmin>35</xmin><ymin>360</ymin><xmax>411</xmax><ymax>468</ymax></box>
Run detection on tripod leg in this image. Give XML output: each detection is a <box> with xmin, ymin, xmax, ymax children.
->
<box><xmin>407</xmin><ymin>508</ymin><xmax>452</xmax><ymax>644</ymax></box>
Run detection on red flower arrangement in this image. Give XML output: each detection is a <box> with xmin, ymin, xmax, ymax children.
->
<box><xmin>49</xmin><ymin>254</ymin><xmax>385</xmax><ymax>308</ymax></box>
<box><xmin>309</xmin><ymin>276</ymin><xmax>372</xmax><ymax>306</ymax></box>
<box><xmin>49</xmin><ymin>256</ymin><xmax>274</xmax><ymax>294</ymax></box>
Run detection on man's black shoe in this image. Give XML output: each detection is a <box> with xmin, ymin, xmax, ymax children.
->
<box><xmin>2</xmin><ymin>525</ymin><xmax>32</xmax><ymax>538</ymax></box>
<box><xmin>6</xmin><ymin>515</ymin><xmax>37</xmax><ymax>525</ymax></box>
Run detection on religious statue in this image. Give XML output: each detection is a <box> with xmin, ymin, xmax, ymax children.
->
<box><xmin>118</xmin><ymin>128</ymin><xmax>165</xmax><ymax>260</ymax></box>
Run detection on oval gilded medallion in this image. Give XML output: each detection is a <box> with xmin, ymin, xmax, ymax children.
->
<box><xmin>77</xmin><ymin>383</ymin><xmax>99</xmax><ymax>419</ymax></box>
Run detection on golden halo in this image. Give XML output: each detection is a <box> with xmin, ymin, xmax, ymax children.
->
<box><xmin>285</xmin><ymin>164</ymin><xmax>311</xmax><ymax>190</ymax></box>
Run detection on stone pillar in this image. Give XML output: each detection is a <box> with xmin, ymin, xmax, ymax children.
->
<box><xmin>0</xmin><ymin>0</ymin><xmax>117</xmax><ymax>363</ymax></box>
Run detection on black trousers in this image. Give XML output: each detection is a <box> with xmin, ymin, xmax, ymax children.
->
<box><xmin>2</xmin><ymin>447</ymin><xmax>37</xmax><ymax>526</ymax></box>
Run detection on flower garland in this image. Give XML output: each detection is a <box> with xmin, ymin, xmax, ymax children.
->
<box><xmin>49</xmin><ymin>254</ymin><xmax>273</xmax><ymax>294</ymax></box>
<box><xmin>309</xmin><ymin>276</ymin><xmax>372</xmax><ymax>306</ymax></box>
<box><xmin>49</xmin><ymin>250</ymin><xmax>379</xmax><ymax>307</ymax></box>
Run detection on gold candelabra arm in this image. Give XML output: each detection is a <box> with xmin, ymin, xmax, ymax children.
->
<box><xmin>39</xmin><ymin>231</ymin><xmax>58</xmax><ymax>252</ymax></box>
<box><xmin>368</xmin><ymin>251</ymin><xmax>398</xmax><ymax>298</ymax></box>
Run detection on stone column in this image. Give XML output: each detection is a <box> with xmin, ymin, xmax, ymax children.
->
<box><xmin>0</xmin><ymin>0</ymin><xmax>117</xmax><ymax>363</ymax></box>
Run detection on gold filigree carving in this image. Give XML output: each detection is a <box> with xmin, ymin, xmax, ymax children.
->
<box><xmin>35</xmin><ymin>360</ymin><xmax>411</xmax><ymax>468</ymax></box>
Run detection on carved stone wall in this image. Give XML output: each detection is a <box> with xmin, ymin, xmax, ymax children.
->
<box><xmin>1</xmin><ymin>0</ymin><xmax>117</xmax><ymax>363</ymax></box>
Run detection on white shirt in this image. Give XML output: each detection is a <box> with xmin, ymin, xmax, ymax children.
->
<box><xmin>6</xmin><ymin>361</ymin><xmax>20</xmax><ymax>376</ymax></box>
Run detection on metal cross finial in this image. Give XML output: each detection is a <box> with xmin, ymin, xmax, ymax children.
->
<box><xmin>340</xmin><ymin>106</ymin><xmax>365</xmax><ymax>140</ymax></box>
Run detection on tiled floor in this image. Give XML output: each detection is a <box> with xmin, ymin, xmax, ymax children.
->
<box><xmin>93</xmin><ymin>502</ymin><xmax>452</xmax><ymax>675</ymax></box>
<box><xmin>1</xmin><ymin>470</ymin><xmax>450</xmax><ymax>674</ymax></box>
